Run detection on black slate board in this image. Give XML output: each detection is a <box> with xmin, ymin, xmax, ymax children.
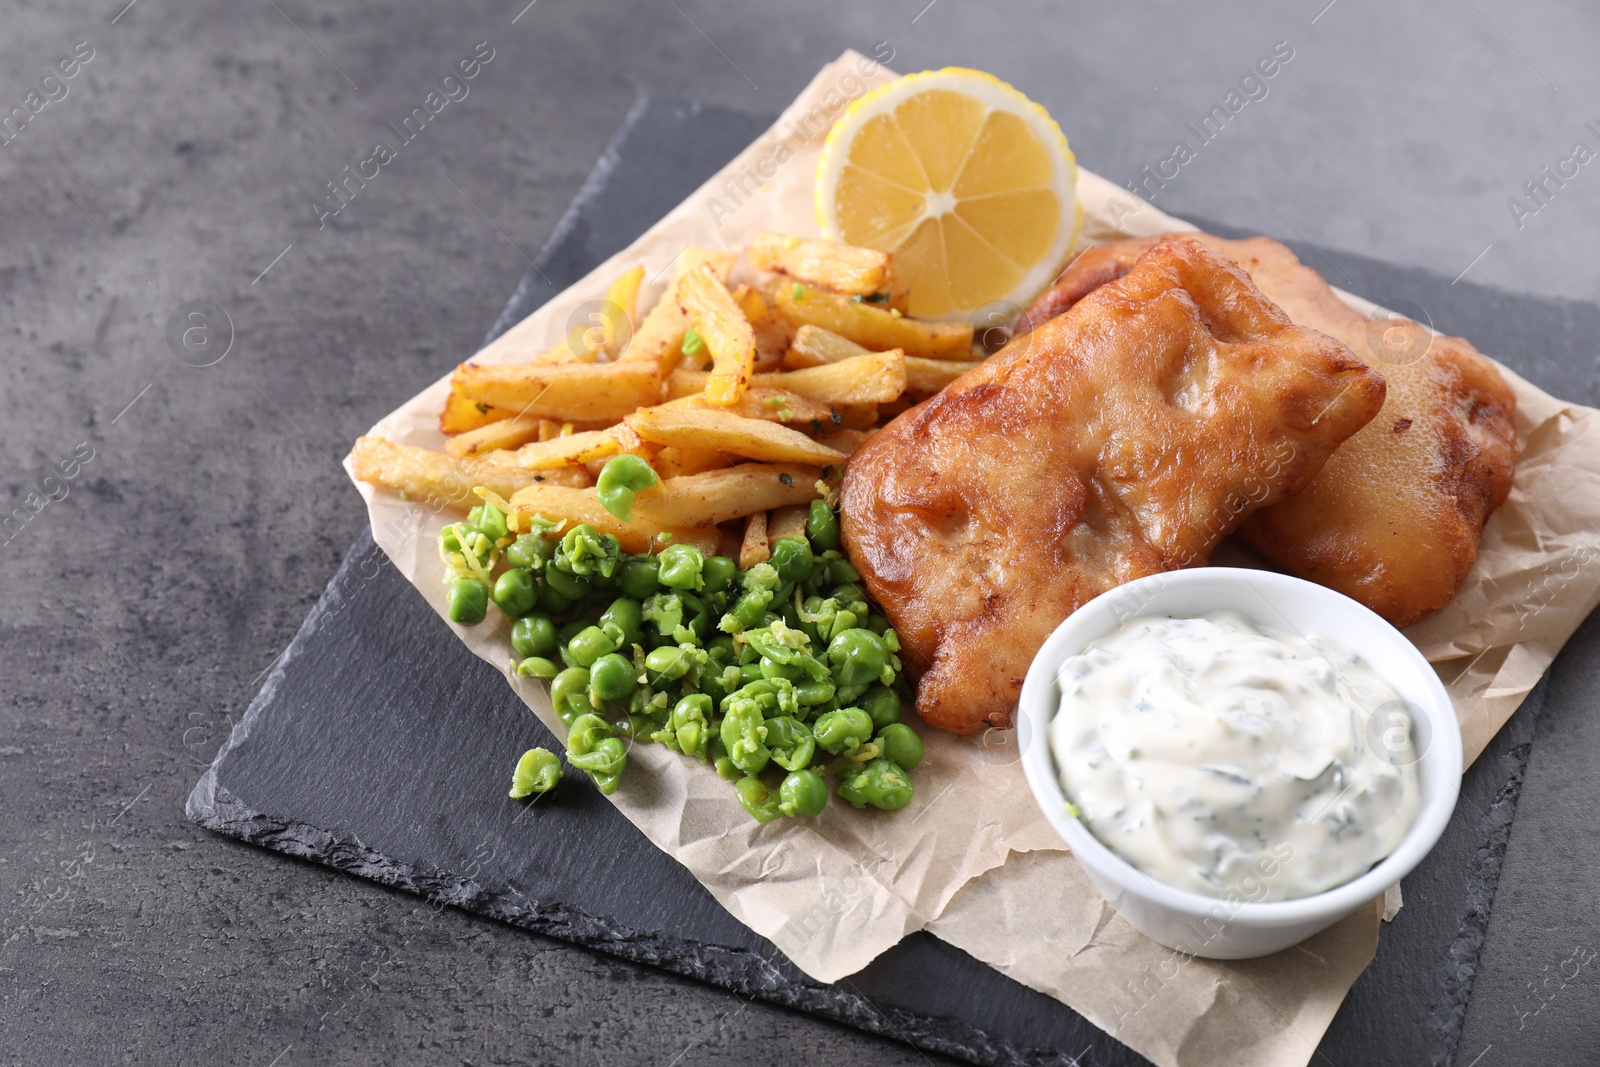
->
<box><xmin>188</xmin><ymin>92</ymin><xmax>1600</xmax><ymax>1067</ymax></box>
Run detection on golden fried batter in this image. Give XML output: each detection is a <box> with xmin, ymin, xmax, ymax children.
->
<box><xmin>1019</xmin><ymin>234</ymin><xmax>1517</xmax><ymax>626</ymax></box>
<box><xmin>841</xmin><ymin>238</ymin><xmax>1386</xmax><ymax>734</ymax></box>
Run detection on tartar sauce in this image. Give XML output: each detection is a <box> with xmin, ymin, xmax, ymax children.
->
<box><xmin>1049</xmin><ymin>611</ymin><xmax>1421</xmax><ymax>901</ymax></box>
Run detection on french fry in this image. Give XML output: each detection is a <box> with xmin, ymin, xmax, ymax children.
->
<box><xmin>350</xmin><ymin>437</ymin><xmax>549</xmax><ymax>509</ymax></box>
<box><xmin>739</xmin><ymin>511</ymin><xmax>770</xmax><ymax>569</ymax></box>
<box><xmin>524</xmin><ymin>466</ymin><xmax>595</xmax><ymax>488</ymax></box>
<box><xmin>625</xmin><ymin>406</ymin><xmax>847</xmax><ymax>466</ymax></box>
<box><xmin>660</xmin><ymin>381</ymin><xmax>841</xmax><ymax>427</ymax></box>
<box><xmin>670</xmin><ymin>351</ymin><xmax>905</xmax><ymax>407</ymax></box>
<box><xmin>815</xmin><ymin>428</ymin><xmax>875</xmax><ymax>456</ymax></box>
<box><xmin>631</xmin><ymin>463</ymin><xmax>823</xmax><ymax>527</ymax></box>
<box><xmin>513</xmin><ymin>428</ymin><xmax>620</xmax><ymax>470</ymax></box>
<box><xmin>444</xmin><ymin>413</ymin><xmax>545</xmax><ymax>458</ymax></box>
<box><xmin>440</xmin><ymin>390</ymin><xmax>515</xmax><ymax>435</ymax></box>
<box><xmin>767</xmin><ymin>351</ymin><xmax>905</xmax><ymax>405</ymax></box>
<box><xmin>749</xmin><ymin>231</ymin><xmax>892</xmax><ymax>298</ymax></box>
<box><xmin>838</xmin><ymin>403</ymin><xmax>880</xmax><ymax>430</ymax></box>
<box><xmin>784</xmin><ymin>324</ymin><xmax>868</xmax><ymax>369</ymax></box>
<box><xmin>454</xmin><ymin>359</ymin><xmax>662</xmax><ymax>422</ymax></box>
<box><xmin>654</xmin><ymin>444</ymin><xmax>733</xmax><ymax>478</ymax></box>
<box><xmin>905</xmin><ymin>356</ymin><xmax>982</xmax><ymax>393</ymax></box>
<box><xmin>768</xmin><ymin>504</ymin><xmax>808</xmax><ymax>542</ymax></box>
<box><xmin>622</xmin><ymin>248</ymin><xmax>735</xmax><ymax>375</ymax></box>
<box><xmin>601</xmin><ymin>265</ymin><xmax>645</xmax><ymax>357</ymax></box>
<box><xmin>774</xmin><ymin>284</ymin><xmax>973</xmax><ymax>359</ymax></box>
<box><xmin>678</xmin><ymin>263</ymin><xmax>756</xmax><ymax>405</ymax></box>
<box><xmin>506</xmin><ymin>484</ymin><xmax>720</xmax><ymax>555</ymax></box>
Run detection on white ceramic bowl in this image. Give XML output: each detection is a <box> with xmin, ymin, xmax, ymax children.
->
<box><xmin>1017</xmin><ymin>567</ymin><xmax>1462</xmax><ymax>959</ymax></box>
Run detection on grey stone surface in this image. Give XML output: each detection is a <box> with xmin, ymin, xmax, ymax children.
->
<box><xmin>2</xmin><ymin>1</ymin><xmax>1597</xmax><ymax>1065</ymax></box>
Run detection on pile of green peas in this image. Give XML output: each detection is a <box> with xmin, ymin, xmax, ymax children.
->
<box><xmin>439</xmin><ymin>488</ymin><xmax>923</xmax><ymax>822</ymax></box>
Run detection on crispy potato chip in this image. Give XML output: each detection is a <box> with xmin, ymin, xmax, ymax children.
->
<box><xmin>815</xmin><ymin>428</ymin><xmax>875</xmax><ymax>456</ymax></box>
<box><xmin>678</xmin><ymin>263</ymin><xmax>756</xmax><ymax>406</ymax></box>
<box><xmin>774</xmin><ymin>284</ymin><xmax>973</xmax><ymax>359</ymax></box>
<box><xmin>670</xmin><ymin>351</ymin><xmax>904</xmax><ymax>407</ymax></box>
<box><xmin>601</xmin><ymin>265</ymin><xmax>645</xmax><ymax>357</ymax></box>
<box><xmin>444</xmin><ymin>413</ymin><xmax>545</xmax><ymax>458</ymax></box>
<box><xmin>506</xmin><ymin>483</ymin><xmax>720</xmax><ymax>555</ymax></box>
<box><xmin>351</xmin><ymin>437</ymin><xmax>548</xmax><ymax>509</ymax></box>
<box><xmin>631</xmin><ymin>463</ymin><xmax>823</xmax><ymax>527</ymax></box>
<box><xmin>749</xmin><ymin>231</ymin><xmax>892</xmax><ymax>297</ymax></box>
<box><xmin>454</xmin><ymin>359</ymin><xmax>661</xmax><ymax>422</ymax></box>
<box><xmin>626</xmin><ymin>406</ymin><xmax>847</xmax><ymax>466</ymax></box>
<box><xmin>905</xmin><ymin>355</ymin><xmax>982</xmax><ymax>394</ymax></box>
<box><xmin>660</xmin><ymin>382</ymin><xmax>840</xmax><ymax>427</ymax></box>
<box><xmin>784</xmin><ymin>324</ymin><xmax>868</xmax><ymax>369</ymax></box>
<box><xmin>768</xmin><ymin>504</ymin><xmax>809</xmax><ymax>542</ymax></box>
<box><xmin>654</xmin><ymin>444</ymin><xmax>732</xmax><ymax>478</ymax></box>
<box><xmin>621</xmin><ymin>248</ymin><xmax>735</xmax><ymax>375</ymax></box>
<box><xmin>440</xmin><ymin>390</ymin><xmax>516</xmax><ymax>435</ymax></box>
<box><xmin>513</xmin><ymin>428</ymin><xmax>620</xmax><ymax>470</ymax></box>
<box><xmin>739</xmin><ymin>511</ymin><xmax>770</xmax><ymax>568</ymax></box>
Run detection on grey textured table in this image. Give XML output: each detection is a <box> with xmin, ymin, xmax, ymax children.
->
<box><xmin>4</xmin><ymin>3</ymin><xmax>1599</xmax><ymax>1065</ymax></box>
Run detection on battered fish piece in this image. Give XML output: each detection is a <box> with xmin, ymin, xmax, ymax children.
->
<box><xmin>1019</xmin><ymin>234</ymin><xmax>1517</xmax><ymax>626</ymax></box>
<box><xmin>841</xmin><ymin>238</ymin><xmax>1386</xmax><ymax>734</ymax></box>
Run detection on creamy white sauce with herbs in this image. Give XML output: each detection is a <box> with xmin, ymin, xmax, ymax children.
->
<box><xmin>1049</xmin><ymin>611</ymin><xmax>1422</xmax><ymax>901</ymax></box>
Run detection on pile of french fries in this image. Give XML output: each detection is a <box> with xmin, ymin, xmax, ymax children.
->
<box><xmin>351</xmin><ymin>231</ymin><xmax>983</xmax><ymax>562</ymax></box>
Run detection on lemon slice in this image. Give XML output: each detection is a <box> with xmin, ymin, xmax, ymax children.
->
<box><xmin>816</xmin><ymin>68</ymin><xmax>1081</xmax><ymax>321</ymax></box>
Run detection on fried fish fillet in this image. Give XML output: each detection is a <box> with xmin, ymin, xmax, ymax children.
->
<box><xmin>841</xmin><ymin>238</ymin><xmax>1386</xmax><ymax>734</ymax></box>
<box><xmin>1018</xmin><ymin>234</ymin><xmax>1518</xmax><ymax>626</ymax></box>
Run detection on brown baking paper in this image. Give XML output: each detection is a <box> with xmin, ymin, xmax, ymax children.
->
<box><xmin>346</xmin><ymin>53</ymin><xmax>1600</xmax><ymax>1067</ymax></box>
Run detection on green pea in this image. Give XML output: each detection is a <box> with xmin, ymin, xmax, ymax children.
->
<box><xmin>599</xmin><ymin>597</ymin><xmax>644</xmax><ymax>648</ymax></box>
<box><xmin>511</xmin><ymin>614</ymin><xmax>559</xmax><ymax>659</ymax></box>
<box><xmin>492</xmin><ymin>568</ymin><xmax>539</xmax><ymax>618</ymax></box>
<box><xmin>657</xmin><ymin>543</ymin><xmax>704</xmax><ymax>590</ymax></box>
<box><xmin>827</xmin><ymin>558</ymin><xmax>861</xmax><ymax>585</ymax></box>
<box><xmin>544</xmin><ymin>561</ymin><xmax>590</xmax><ymax>602</ymax></box>
<box><xmin>700</xmin><ymin>555</ymin><xmax>738</xmax><ymax>594</ymax></box>
<box><xmin>645</xmin><ymin>645</ymin><xmax>693</xmax><ymax>685</ymax></box>
<box><xmin>595</xmin><ymin>454</ymin><xmax>660</xmax><ymax>522</ymax></box>
<box><xmin>778</xmin><ymin>769</ymin><xmax>829</xmax><ymax>818</ymax></box>
<box><xmin>765</xmin><ymin>715</ymin><xmax>816</xmax><ymax>772</ymax></box>
<box><xmin>876</xmin><ymin>723</ymin><xmax>923</xmax><ymax>770</ymax></box>
<box><xmin>836</xmin><ymin>758</ymin><xmax>914</xmax><ymax>811</ymax></box>
<box><xmin>708</xmin><ymin>736</ymin><xmax>741</xmax><ymax>781</ymax></box>
<box><xmin>734</xmin><ymin>776</ymin><xmax>782</xmax><ymax>823</ymax></box>
<box><xmin>537</xmin><ymin>578</ymin><xmax>578</xmax><ymax>615</ymax></box>
<box><xmin>508</xmin><ymin>747</ymin><xmax>562</xmax><ymax>797</ymax></box>
<box><xmin>589</xmin><ymin>653</ymin><xmax>639</xmax><ymax>702</ymax></box>
<box><xmin>549</xmin><ymin>667</ymin><xmax>593</xmax><ymax>725</ymax></box>
<box><xmin>514</xmin><ymin>656</ymin><xmax>560</xmax><ymax>680</ymax></box>
<box><xmin>826</xmin><ymin>628</ymin><xmax>889</xmax><ymax>689</ymax></box>
<box><xmin>725</xmin><ymin>591</ymin><xmax>770</xmax><ymax>632</ymax></box>
<box><xmin>769</xmin><ymin>538</ymin><xmax>814</xmax><ymax>583</ymax></box>
<box><xmin>807</xmin><ymin>499</ymin><xmax>841</xmax><ymax>552</ymax></box>
<box><xmin>505</xmin><ymin>532</ymin><xmax>556</xmax><ymax>570</ymax></box>
<box><xmin>813</xmin><ymin>706</ymin><xmax>874</xmax><ymax>755</ymax></box>
<box><xmin>468</xmin><ymin>503</ymin><xmax>509</xmax><ymax>543</ymax></box>
<box><xmin>447</xmin><ymin>577</ymin><xmax>489</xmax><ymax>625</ymax></box>
<box><xmin>566</xmin><ymin>625</ymin><xmax>618</xmax><ymax>668</ymax></box>
<box><xmin>616</xmin><ymin>558</ymin><xmax>662</xmax><ymax>600</ymax></box>
<box><xmin>860</xmin><ymin>684</ymin><xmax>902</xmax><ymax>729</ymax></box>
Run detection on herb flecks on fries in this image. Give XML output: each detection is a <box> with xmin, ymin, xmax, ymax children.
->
<box><xmin>351</xmin><ymin>229</ymin><xmax>983</xmax><ymax>819</ymax></box>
